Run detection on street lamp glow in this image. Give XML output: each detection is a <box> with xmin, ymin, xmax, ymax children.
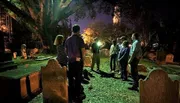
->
<box><xmin>97</xmin><ymin>41</ymin><xmax>102</xmax><ymax>47</ymax></box>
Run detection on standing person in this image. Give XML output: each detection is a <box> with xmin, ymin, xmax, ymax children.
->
<box><xmin>109</xmin><ymin>39</ymin><xmax>118</xmax><ymax>72</ymax></box>
<box><xmin>117</xmin><ymin>36</ymin><xmax>127</xmax><ymax>74</ymax></box>
<box><xmin>65</xmin><ymin>24</ymin><xmax>86</xmax><ymax>102</ymax></box>
<box><xmin>91</xmin><ymin>38</ymin><xmax>100</xmax><ymax>72</ymax></box>
<box><xmin>128</xmin><ymin>33</ymin><xmax>142</xmax><ymax>91</ymax></box>
<box><xmin>118</xmin><ymin>40</ymin><xmax>130</xmax><ymax>81</ymax></box>
<box><xmin>54</xmin><ymin>34</ymin><xmax>68</xmax><ymax>67</ymax></box>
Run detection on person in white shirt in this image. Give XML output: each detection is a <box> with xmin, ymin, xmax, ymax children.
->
<box><xmin>109</xmin><ymin>39</ymin><xmax>119</xmax><ymax>72</ymax></box>
<box><xmin>128</xmin><ymin>33</ymin><xmax>142</xmax><ymax>91</ymax></box>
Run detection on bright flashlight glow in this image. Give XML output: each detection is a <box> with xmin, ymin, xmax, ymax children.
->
<box><xmin>97</xmin><ymin>41</ymin><xmax>102</xmax><ymax>46</ymax></box>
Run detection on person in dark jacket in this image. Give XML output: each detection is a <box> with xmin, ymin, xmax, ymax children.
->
<box><xmin>118</xmin><ymin>40</ymin><xmax>130</xmax><ymax>81</ymax></box>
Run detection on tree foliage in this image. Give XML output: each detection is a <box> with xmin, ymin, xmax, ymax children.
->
<box><xmin>0</xmin><ymin>0</ymin><xmax>100</xmax><ymax>52</ymax></box>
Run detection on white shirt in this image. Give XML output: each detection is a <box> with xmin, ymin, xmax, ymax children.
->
<box><xmin>110</xmin><ymin>44</ymin><xmax>118</xmax><ymax>56</ymax></box>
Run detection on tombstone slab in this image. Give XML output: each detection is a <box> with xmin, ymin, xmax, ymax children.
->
<box><xmin>139</xmin><ymin>69</ymin><xmax>179</xmax><ymax>103</ymax></box>
<box><xmin>84</xmin><ymin>56</ymin><xmax>92</xmax><ymax>67</ymax></box>
<box><xmin>165</xmin><ymin>54</ymin><xmax>174</xmax><ymax>63</ymax></box>
<box><xmin>41</xmin><ymin>59</ymin><xmax>68</xmax><ymax>103</ymax></box>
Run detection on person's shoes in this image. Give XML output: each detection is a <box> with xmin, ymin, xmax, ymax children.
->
<box><xmin>128</xmin><ymin>86</ymin><xmax>138</xmax><ymax>91</ymax></box>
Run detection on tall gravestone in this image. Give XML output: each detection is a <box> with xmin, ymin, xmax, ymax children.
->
<box><xmin>41</xmin><ymin>59</ymin><xmax>68</xmax><ymax>103</ymax></box>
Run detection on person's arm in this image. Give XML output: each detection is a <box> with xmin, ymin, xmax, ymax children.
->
<box><xmin>128</xmin><ymin>42</ymin><xmax>138</xmax><ymax>63</ymax></box>
<box><xmin>119</xmin><ymin>48</ymin><xmax>129</xmax><ymax>61</ymax></box>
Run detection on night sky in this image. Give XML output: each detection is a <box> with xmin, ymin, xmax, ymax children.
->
<box><xmin>69</xmin><ymin>13</ymin><xmax>113</xmax><ymax>33</ymax></box>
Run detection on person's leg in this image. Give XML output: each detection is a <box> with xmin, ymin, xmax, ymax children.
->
<box><xmin>113</xmin><ymin>54</ymin><xmax>117</xmax><ymax>71</ymax></box>
<box><xmin>74</xmin><ymin>62</ymin><xmax>83</xmax><ymax>100</ymax></box>
<box><xmin>110</xmin><ymin>55</ymin><xmax>113</xmax><ymax>71</ymax></box>
<box><xmin>120</xmin><ymin>61</ymin><xmax>124</xmax><ymax>79</ymax></box>
<box><xmin>130</xmin><ymin>58</ymin><xmax>139</xmax><ymax>88</ymax></box>
<box><xmin>122</xmin><ymin>62</ymin><xmax>128</xmax><ymax>80</ymax></box>
<box><xmin>68</xmin><ymin>62</ymin><xmax>75</xmax><ymax>101</ymax></box>
<box><xmin>124</xmin><ymin>62</ymin><xmax>128</xmax><ymax>80</ymax></box>
<box><xmin>91</xmin><ymin>54</ymin><xmax>95</xmax><ymax>70</ymax></box>
<box><xmin>96</xmin><ymin>54</ymin><xmax>100</xmax><ymax>70</ymax></box>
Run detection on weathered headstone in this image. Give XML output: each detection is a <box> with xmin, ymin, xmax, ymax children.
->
<box><xmin>147</xmin><ymin>52</ymin><xmax>156</xmax><ymax>61</ymax></box>
<box><xmin>100</xmin><ymin>49</ymin><xmax>109</xmax><ymax>57</ymax></box>
<box><xmin>139</xmin><ymin>69</ymin><xmax>179</xmax><ymax>103</ymax></box>
<box><xmin>41</xmin><ymin>59</ymin><xmax>68</xmax><ymax>103</ymax></box>
<box><xmin>84</xmin><ymin>56</ymin><xmax>92</xmax><ymax>67</ymax></box>
<box><xmin>30</xmin><ymin>48</ymin><xmax>39</xmax><ymax>59</ymax></box>
<box><xmin>165</xmin><ymin>54</ymin><xmax>174</xmax><ymax>63</ymax></box>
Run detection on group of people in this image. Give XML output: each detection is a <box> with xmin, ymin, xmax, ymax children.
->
<box><xmin>53</xmin><ymin>24</ymin><xmax>142</xmax><ymax>103</ymax></box>
<box><xmin>54</xmin><ymin>24</ymin><xmax>85</xmax><ymax>103</ymax></box>
<box><xmin>109</xmin><ymin>33</ymin><xmax>142</xmax><ymax>91</ymax></box>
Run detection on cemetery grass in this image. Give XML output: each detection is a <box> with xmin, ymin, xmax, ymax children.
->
<box><xmin>28</xmin><ymin>57</ymin><xmax>180</xmax><ymax>103</ymax></box>
<box><xmin>82</xmin><ymin>57</ymin><xmax>139</xmax><ymax>103</ymax></box>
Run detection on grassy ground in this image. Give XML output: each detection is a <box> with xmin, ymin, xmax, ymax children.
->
<box><xmin>6</xmin><ymin>55</ymin><xmax>180</xmax><ymax>103</ymax></box>
<box><xmin>30</xmin><ymin>57</ymin><xmax>140</xmax><ymax>103</ymax></box>
<box><xmin>82</xmin><ymin>58</ymin><xmax>139</xmax><ymax>103</ymax></box>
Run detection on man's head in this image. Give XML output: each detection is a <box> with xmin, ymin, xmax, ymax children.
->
<box><xmin>131</xmin><ymin>33</ymin><xmax>139</xmax><ymax>40</ymax></box>
<box><xmin>72</xmin><ymin>24</ymin><xmax>80</xmax><ymax>34</ymax></box>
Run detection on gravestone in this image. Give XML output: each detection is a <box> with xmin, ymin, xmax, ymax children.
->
<box><xmin>84</xmin><ymin>56</ymin><xmax>92</xmax><ymax>67</ymax></box>
<box><xmin>147</xmin><ymin>52</ymin><xmax>156</xmax><ymax>61</ymax></box>
<box><xmin>30</xmin><ymin>48</ymin><xmax>39</xmax><ymax>59</ymax></box>
<box><xmin>139</xmin><ymin>69</ymin><xmax>179</xmax><ymax>103</ymax></box>
<box><xmin>41</xmin><ymin>59</ymin><xmax>68</xmax><ymax>103</ymax></box>
<box><xmin>165</xmin><ymin>54</ymin><xmax>174</xmax><ymax>63</ymax></box>
<box><xmin>100</xmin><ymin>49</ymin><xmax>109</xmax><ymax>57</ymax></box>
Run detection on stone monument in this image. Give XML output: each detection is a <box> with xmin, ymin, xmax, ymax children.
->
<box><xmin>41</xmin><ymin>59</ymin><xmax>68</xmax><ymax>103</ymax></box>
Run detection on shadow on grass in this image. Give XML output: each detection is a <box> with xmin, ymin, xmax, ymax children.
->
<box><xmin>81</xmin><ymin>70</ymin><xmax>96</xmax><ymax>84</ymax></box>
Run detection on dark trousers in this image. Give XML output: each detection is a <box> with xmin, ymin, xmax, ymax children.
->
<box><xmin>120</xmin><ymin>61</ymin><xmax>128</xmax><ymax>79</ymax></box>
<box><xmin>130</xmin><ymin>57</ymin><xmax>140</xmax><ymax>88</ymax></box>
<box><xmin>68</xmin><ymin>61</ymin><xmax>83</xmax><ymax>101</ymax></box>
<box><xmin>110</xmin><ymin>54</ymin><xmax>117</xmax><ymax>71</ymax></box>
<box><xmin>91</xmin><ymin>53</ymin><xmax>100</xmax><ymax>70</ymax></box>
